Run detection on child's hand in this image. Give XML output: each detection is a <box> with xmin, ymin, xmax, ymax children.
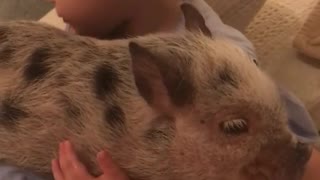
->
<box><xmin>51</xmin><ymin>141</ymin><xmax>129</xmax><ymax>180</ymax></box>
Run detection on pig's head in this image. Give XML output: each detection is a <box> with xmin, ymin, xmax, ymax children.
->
<box><xmin>123</xmin><ymin>3</ymin><xmax>312</xmax><ymax>180</ymax></box>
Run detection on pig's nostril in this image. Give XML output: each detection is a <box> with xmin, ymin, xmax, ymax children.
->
<box><xmin>296</xmin><ymin>142</ymin><xmax>309</xmax><ymax>153</ymax></box>
<box><xmin>295</xmin><ymin>142</ymin><xmax>312</xmax><ymax>162</ymax></box>
<box><xmin>296</xmin><ymin>142</ymin><xmax>309</xmax><ymax>151</ymax></box>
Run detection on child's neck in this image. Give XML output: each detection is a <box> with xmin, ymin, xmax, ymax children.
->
<box><xmin>107</xmin><ymin>1</ymin><xmax>182</xmax><ymax>39</ymax></box>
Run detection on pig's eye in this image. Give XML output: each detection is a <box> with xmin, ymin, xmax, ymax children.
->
<box><xmin>220</xmin><ymin>119</ymin><xmax>248</xmax><ymax>135</ymax></box>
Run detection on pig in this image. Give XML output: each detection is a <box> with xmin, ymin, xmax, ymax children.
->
<box><xmin>0</xmin><ymin>3</ymin><xmax>312</xmax><ymax>180</ymax></box>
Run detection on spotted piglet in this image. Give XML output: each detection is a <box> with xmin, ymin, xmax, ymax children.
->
<box><xmin>0</xmin><ymin>4</ymin><xmax>312</xmax><ymax>180</ymax></box>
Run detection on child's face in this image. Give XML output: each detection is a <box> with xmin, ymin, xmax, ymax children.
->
<box><xmin>51</xmin><ymin>0</ymin><xmax>132</xmax><ymax>37</ymax></box>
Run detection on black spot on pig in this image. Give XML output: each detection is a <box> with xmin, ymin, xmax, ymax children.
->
<box><xmin>66</xmin><ymin>105</ymin><xmax>81</xmax><ymax>119</ymax></box>
<box><xmin>145</xmin><ymin>129</ymin><xmax>168</xmax><ymax>141</ymax></box>
<box><xmin>144</xmin><ymin>127</ymin><xmax>174</xmax><ymax>150</ymax></box>
<box><xmin>0</xmin><ymin>26</ymin><xmax>8</xmax><ymax>41</ymax></box>
<box><xmin>104</xmin><ymin>105</ymin><xmax>126</xmax><ymax>132</ymax></box>
<box><xmin>0</xmin><ymin>43</ymin><xmax>14</xmax><ymax>63</ymax></box>
<box><xmin>144</xmin><ymin>115</ymin><xmax>174</xmax><ymax>145</ymax></box>
<box><xmin>0</xmin><ymin>98</ymin><xmax>28</xmax><ymax>127</ymax></box>
<box><xmin>94</xmin><ymin>64</ymin><xmax>120</xmax><ymax>100</ymax></box>
<box><xmin>216</xmin><ymin>65</ymin><xmax>238</xmax><ymax>88</ymax></box>
<box><xmin>24</xmin><ymin>47</ymin><xmax>51</xmax><ymax>82</ymax></box>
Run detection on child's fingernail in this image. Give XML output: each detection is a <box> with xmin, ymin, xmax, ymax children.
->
<box><xmin>64</xmin><ymin>141</ymin><xmax>70</xmax><ymax>147</ymax></box>
<box><xmin>98</xmin><ymin>151</ymin><xmax>112</xmax><ymax>162</ymax></box>
<box><xmin>63</xmin><ymin>140</ymin><xmax>69</xmax><ymax>146</ymax></box>
<box><xmin>59</xmin><ymin>142</ymin><xmax>64</xmax><ymax>149</ymax></box>
<box><xmin>97</xmin><ymin>151</ymin><xmax>104</xmax><ymax>158</ymax></box>
<box><xmin>51</xmin><ymin>159</ymin><xmax>56</xmax><ymax>165</ymax></box>
<box><xmin>64</xmin><ymin>141</ymin><xmax>75</xmax><ymax>155</ymax></box>
<box><xmin>59</xmin><ymin>140</ymin><xmax>68</xmax><ymax>151</ymax></box>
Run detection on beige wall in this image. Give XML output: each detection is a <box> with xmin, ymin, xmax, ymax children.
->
<box><xmin>0</xmin><ymin>0</ymin><xmax>52</xmax><ymax>21</ymax></box>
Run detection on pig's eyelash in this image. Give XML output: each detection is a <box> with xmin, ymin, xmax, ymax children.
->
<box><xmin>220</xmin><ymin>119</ymin><xmax>248</xmax><ymax>135</ymax></box>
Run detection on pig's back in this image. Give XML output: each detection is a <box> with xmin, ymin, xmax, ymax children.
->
<box><xmin>0</xmin><ymin>21</ymin><xmax>135</xmax><ymax>174</ymax></box>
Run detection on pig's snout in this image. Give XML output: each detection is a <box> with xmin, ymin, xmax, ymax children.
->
<box><xmin>294</xmin><ymin>141</ymin><xmax>312</xmax><ymax>165</ymax></box>
<box><xmin>277</xmin><ymin>141</ymin><xmax>313</xmax><ymax>180</ymax></box>
<box><xmin>241</xmin><ymin>140</ymin><xmax>313</xmax><ymax>180</ymax></box>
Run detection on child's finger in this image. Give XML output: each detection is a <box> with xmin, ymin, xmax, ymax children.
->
<box><xmin>58</xmin><ymin>141</ymin><xmax>92</xmax><ymax>179</ymax></box>
<box><xmin>97</xmin><ymin>151</ymin><xmax>113</xmax><ymax>173</ymax></box>
<box><xmin>51</xmin><ymin>159</ymin><xmax>64</xmax><ymax>180</ymax></box>
<box><xmin>58</xmin><ymin>141</ymin><xmax>70</xmax><ymax>173</ymax></box>
<box><xmin>97</xmin><ymin>151</ymin><xmax>128</xmax><ymax>180</ymax></box>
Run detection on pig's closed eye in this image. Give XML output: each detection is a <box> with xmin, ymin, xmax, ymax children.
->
<box><xmin>220</xmin><ymin>119</ymin><xmax>248</xmax><ymax>135</ymax></box>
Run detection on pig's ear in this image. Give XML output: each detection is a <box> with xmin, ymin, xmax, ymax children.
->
<box><xmin>129</xmin><ymin>42</ymin><xmax>195</xmax><ymax>113</ymax></box>
<box><xmin>181</xmin><ymin>3</ymin><xmax>212</xmax><ymax>37</ymax></box>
